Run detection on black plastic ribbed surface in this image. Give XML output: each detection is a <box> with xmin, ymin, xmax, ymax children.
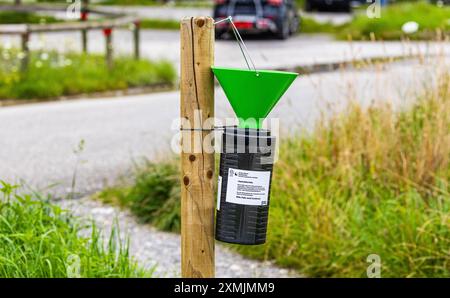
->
<box><xmin>215</xmin><ymin>127</ymin><xmax>276</xmax><ymax>245</ymax></box>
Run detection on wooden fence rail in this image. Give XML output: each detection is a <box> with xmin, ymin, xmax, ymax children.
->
<box><xmin>0</xmin><ymin>2</ymin><xmax>141</xmax><ymax>70</ymax></box>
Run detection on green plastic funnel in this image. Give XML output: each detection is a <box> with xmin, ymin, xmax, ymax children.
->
<box><xmin>212</xmin><ymin>66</ymin><xmax>298</xmax><ymax>129</ymax></box>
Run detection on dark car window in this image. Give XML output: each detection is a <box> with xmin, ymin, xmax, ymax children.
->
<box><xmin>235</xmin><ymin>2</ymin><xmax>257</xmax><ymax>15</ymax></box>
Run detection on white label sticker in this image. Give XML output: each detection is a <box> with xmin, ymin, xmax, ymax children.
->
<box><xmin>217</xmin><ymin>176</ymin><xmax>222</xmax><ymax>211</ymax></box>
<box><xmin>225</xmin><ymin>168</ymin><xmax>271</xmax><ymax>206</ymax></box>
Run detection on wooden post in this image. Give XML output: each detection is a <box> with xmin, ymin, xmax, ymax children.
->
<box><xmin>20</xmin><ymin>31</ymin><xmax>30</xmax><ymax>72</ymax></box>
<box><xmin>103</xmin><ymin>28</ymin><xmax>113</xmax><ymax>69</ymax></box>
<box><xmin>81</xmin><ymin>0</ymin><xmax>89</xmax><ymax>53</ymax></box>
<box><xmin>180</xmin><ymin>17</ymin><xmax>215</xmax><ymax>278</ymax></box>
<box><xmin>133</xmin><ymin>21</ymin><xmax>140</xmax><ymax>60</ymax></box>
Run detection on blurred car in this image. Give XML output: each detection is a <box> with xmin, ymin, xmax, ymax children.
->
<box><xmin>304</xmin><ymin>0</ymin><xmax>365</xmax><ymax>12</ymax></box>
<box><xmin>213</xmin><ymin>0</ymin><xmax>300</xmax><ymax>40</ymax></box>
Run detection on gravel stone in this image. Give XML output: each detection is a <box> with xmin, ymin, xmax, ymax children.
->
<box><xmin>58</xmin><ymin>197</ymin><xmax>300</xmax><ymax>278</ymax></box>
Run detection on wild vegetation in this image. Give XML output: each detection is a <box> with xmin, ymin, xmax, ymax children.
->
<box><xmin>303</xmin><ymin>2</ymin><xmax>450</xmax><ymax>40</ymax></box>
<box><xmin>0</xmin><ymin>182</ymin><xmax>150</xmax><ymax>277</ymax></box>
<box><xmin>0</xmin><ymin>11</ymin><xmax>60</xmax><ymax>24</ymax></box>
<box><xmin>0</xmin><ymin>49</ymin><xmax>176</xmax><ymax>100</ymax></box>
<box><xmin>99</xmin><ymin>72</ymin><xmax>450</xmax><ymax>277</ymax></box>
<box><xmin>140</xmin><ymin>19</ymin><xmax>180</xmax><ymax>30</ymax></box>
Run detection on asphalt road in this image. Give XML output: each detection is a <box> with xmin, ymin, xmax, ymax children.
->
<box><xmin>1</xmin><ymin>28</ymin><xmax>449</xmax><ymax>73</ymax></box>
<box><xmin>0</xmin><ymin>57</ymin><xmax>448</xmax><ymax>196</ymax></box>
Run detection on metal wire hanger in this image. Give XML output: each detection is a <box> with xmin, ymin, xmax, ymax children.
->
<box><xmin>214</xmin><ymin>16</ymin><xmax>259</xmax><ymax>76</ymax></box>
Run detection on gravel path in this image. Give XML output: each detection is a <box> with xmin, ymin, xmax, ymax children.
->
<box><xmin>58</xmin><ymin>197</ymin><xmax>299</xmax><ymax>278</ymax></box>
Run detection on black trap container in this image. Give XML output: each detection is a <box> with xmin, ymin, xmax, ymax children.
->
<box><xmin>215</xmin><ymin>127</ymin><xmax>276</xmax><ymax>245</ymax></box>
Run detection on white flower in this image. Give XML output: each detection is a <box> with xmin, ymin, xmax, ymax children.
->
<box><xmin>40</xmin><ymin>52</ymin><xmax>49</xmax><ymax>61</ymax></box>
<box><xmin>17</xmin><ymin>52</ymin><xmax>26</xmax><ymax>60</ymax></box>
<box><xmin>402</xmin><ymin>21</ymin><xmax>419</xmax><ymax>35</ymax></box>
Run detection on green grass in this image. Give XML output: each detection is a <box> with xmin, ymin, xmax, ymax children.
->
<box><xmin>140</xmin><ymin>19</ymin><xmax>180</xmax><ymax>30</ymax></box>
<box><xmin>235</xmin><ymin>75</ymin><xmax>450</xmax><ymax>277</ymax></box>
<box><xmin>339</xmin><ymin>2</ymin><xmax>450</xmax><ymax>40</ymax></box>
<box><xmin>0</xmin><ymin>50</ymin><xmax>176</xmax><ymax>100</ymax></box>
<box><xmin>301</xmin><ymin>2</ymin><xmax>450</xmax><ymax>40</ymax></box>
<box><xmin>0</xmin><ymin>11</ymin><xmax>60</xmax><ymax>25</ymax></box>
<box><xmin>301</xmin><ymin>17</ymin><xmax>337</xmax><ymax>34</ymax></box>
<box><xmin>98</xmin><ymin>72</ymin><xmax>450</xmax><ymax>277</ymax></box>
<box><xmin>0</xmin><ymin>181</ymin><xmax>151</xmax><ymax>277</ymax></box>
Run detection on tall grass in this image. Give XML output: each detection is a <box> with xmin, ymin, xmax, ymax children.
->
<box><xmin>234</xmin><ymin>73</ymin><xmax>450</xmax><ymax>277</ymax></box>
<box><xmin>0</xmin><ymin>181</ymin><xmax>150</xmax><ymax>277</ymax></box>
<box><xmin>99</xmin><ymin>73</ymin><xmax>450</xmax><ymax>277</ymax></box>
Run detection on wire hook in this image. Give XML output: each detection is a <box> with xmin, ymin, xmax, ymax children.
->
<box><xmin>214</xmin><ymin>16</ymin><xmax>259</xmax><ymax>76</ymax></box>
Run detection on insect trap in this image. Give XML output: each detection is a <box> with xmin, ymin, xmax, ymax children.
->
<box><xmin>212</xmin><ymin>17</ymin><xmax>298</xmax><ymax>245</ymax></box>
